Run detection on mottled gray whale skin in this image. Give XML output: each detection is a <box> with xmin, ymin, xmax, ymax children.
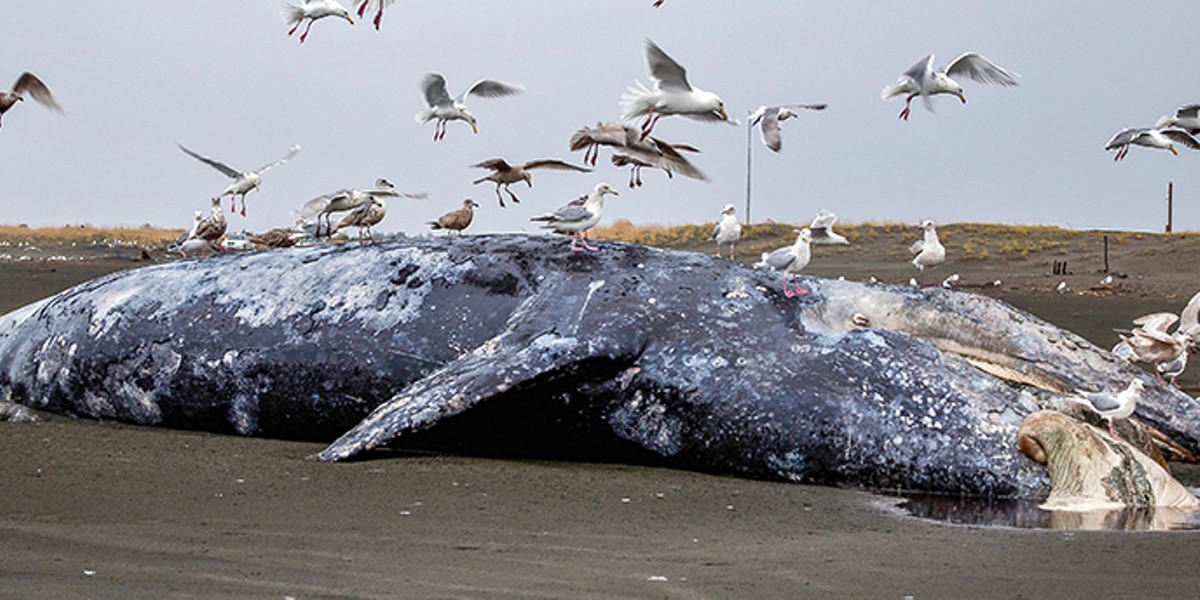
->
<box><xmin>1</xmin><ymin>234</ymin><xmax>1198</xmax><ymax>497</ymax></box>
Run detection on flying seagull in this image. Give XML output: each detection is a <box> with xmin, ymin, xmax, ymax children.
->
<box><xmin>530</xmin><ymin>183</ymin><xmax>619</xmax><ymax>252</ymax></box>
<box><xmin>748</xmin><ymin>104</ymin><xmax>827</xmax><ymax>152</ymax></box>
<box><xmin>178</xmin><ymin>144</ymin><xmax>300</xmax><ymax>217</ymax></box>
<box><xmin>471</xmin><ymin>158</ymin><xmax>591</xmax><ymax>207</ymax></box>
<box><xmin>808</xmin><ymin>208</ymin><xmax>849</xmax><ymax>245</ymax></box>
<box><xmin>0</xmin><ymin>72</ymin><xmax>63</xmax><ymax>129</ymax></box>
<box><xmin>282</xmin><ymin>0</ymin><xmax>354</xmax><ymax>43</ymax></box>
<box><xmin>1105</xmin><ymin>127</ymin><xmax>1200</xmax><ymax>161</ymax></box>
<box><xmin>416</xmin><ymin>73</ymin><xmax>525</xmax><ymax>141</ymax></box>
<box><xmin>621</xmin><ymin>39</ymin><xmax>732</xmax><ymax>139</ymax></box>
<box><xmin>1155</xmin><ymin>104</ymin><xmax>1200</xmax><ymax>134</ymax></box>
<box><xmin>882</xmin><ymin>53</ymin><xmax>1019</xmax><ymax>121</ymax></box>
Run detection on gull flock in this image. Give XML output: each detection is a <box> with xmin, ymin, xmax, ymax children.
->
<box><xmin>8</xmin><ymin>2</ymin><xmax>1200</xmax><ymax>412</ymax></box>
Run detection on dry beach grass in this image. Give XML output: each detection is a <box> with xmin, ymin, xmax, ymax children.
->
<box><xmin>3</xmin><ymin>223</ymin><xmax>1200</xmax><ymax>597</ymax></box>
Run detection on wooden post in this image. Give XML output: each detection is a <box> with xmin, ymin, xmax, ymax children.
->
<box><xmin>1103</xmin><ymin>235</ymin><xmax>1109</xmax><ymax>273</ymax></box>
<box><xmin>1166</xmin><ymin>181</ymin><xmax>1174</xmax><ymax>233</ymax></box>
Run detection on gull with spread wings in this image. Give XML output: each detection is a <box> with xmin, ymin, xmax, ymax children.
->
<box><xmin>471</xmin><ymin>158</ymin><xmax>591</xmax><ymax>207</ymax></box>
<box><xmin>416</xmin><ymin>73</ymin><xmax>524</xmax><ymax>141</ymax></box>
<box><xmin>178</xmin><ymin>144</ymin><xmax>300</xmax><ymax>217</ymax></box>
<box><xmin>882</xmin><ymin>53</ymin><xmax>1019</xmax><ymax>121</ymax></box>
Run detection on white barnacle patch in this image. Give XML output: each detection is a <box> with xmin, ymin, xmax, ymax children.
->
<box><xmin>221</xmin><ymin>350</ymin><xmax>239</xmax><ymax>368</ymax></box>
<box><xmin>710</xmin><ymin>356</ymin><xmax>728</xmax><ymax>368</ymax></box>
<box><xmin>87</xmin><ymin>285</ymin><xmax>140</xmax><ymax>337</ymax></box>
<box><xmin>34</xmin><ymin>336</ymin><xmax>75</xmax><ymax>386</ymax></box>
<box><xmin>228</xmin><ymin>394</ymin><xmax>259</xmax><ymax>435</ymax></box>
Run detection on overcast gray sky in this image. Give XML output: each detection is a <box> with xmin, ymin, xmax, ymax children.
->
<box><xmin>2</xmin><ymin>1</ymin><xmax>1197</xmax><ymax>236</ymax></box>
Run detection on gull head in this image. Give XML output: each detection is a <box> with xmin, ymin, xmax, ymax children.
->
<box><xmin>720</xmin><ymin>204</ymin><xmax>736</xmax><ymax>216</ymax></box>
<box><xmin>595</xmin><ymin>183</ymin><xmax>619</xmax><ymax>197</ymax></box>
<box><xmin>463</xmin><ymin>198</ymin><xmax>480</xmax><ymax>210</ymax></box>
<box><xmin>918</xmin><ymin>219</ymin><xmax>937</xmax><ymax>231</ymax></box>
<box><xmin>375</xmin><ymin>178</ymin><xmax>394</xmax><ymax>190</ymax></box>
<box><xmin>793</xmin><ymin>228</ymin><xmax>812</xmax><ymax>246</ymax></box>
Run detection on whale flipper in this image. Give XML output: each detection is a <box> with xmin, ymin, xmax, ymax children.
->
<box><xmin>319</xmin><ymin>279</ymin><xmax>647</xmax><ymax>461</ymax></box>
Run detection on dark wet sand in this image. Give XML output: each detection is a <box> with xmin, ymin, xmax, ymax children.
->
<box><xmin>4</xmin><ymin>252</ymin><xmax>1200</xmax><ymax>598</ymax></box>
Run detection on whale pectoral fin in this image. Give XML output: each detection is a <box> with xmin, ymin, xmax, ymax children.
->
<box><xmin>317</xmin><ymin>330</ymin><xmax>643</xmax><ymax>462</ymax></box>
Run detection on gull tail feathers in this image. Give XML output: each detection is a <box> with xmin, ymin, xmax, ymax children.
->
<box><xmin>881</xmin><ymin>81</ymin><xmax>909</xmax><ymax>101</ymax></box>
<box><xmin>281</xmin><ymin>4</ymin><xmax>305</xmax><ymax>27</ymax></box>
<box><xmin>620</xmin><ymin>81</ymin><xmax>656</xmax><ymax>122</ymax></box>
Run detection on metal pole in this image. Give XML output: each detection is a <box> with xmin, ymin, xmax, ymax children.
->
<box><xmin>1103</xmin><ymin>235</ymin><xmax>1109</xmax><ymax>273</ymax></box>
<box><xmin>744</xmin><ymin>120</ymin><xmax>752</xmax><ymax>225</ymax></box>
<box><xmin>1166</xmin><ymin>181</ymin><xmax>1174</xmax><ymax>233</ymax></box>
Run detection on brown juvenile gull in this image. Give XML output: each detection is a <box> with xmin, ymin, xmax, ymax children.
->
<box><xmin>249</xmin><ymin>226</ymin><xmax>306</xmax><ymax>249</ymax></box>
<box><xmin>710</xmin><ymin>204</ymin><xmax>741</xmax><ymax>260</ymax></box>
<box><xmin>568</xmin><ymin>121</ymin><xmax>698</xmax><ymax>170</ymax></box>
<box><xmin>755</xmin><ymin>229</ymin><xmax>813</xmax><ymax>298</ymax></box>
<box><xmin>296</xmin><ymin>178</ymin><xmax>426</xmax><ymax>237</ymax></box>
<box><xmin>530</xmin><ymin>183</ymin><xmax>619</xmax><ymax>252</ymax></box>
<box><xmin>471</xmin><ymin>158</ymin><xmax>591</xmax><ymax>207</ymax></box>
<box><xmin>0</xmin><ymin>72</ymin><xmax>63</xmax><ymax>130</ymax></box>
<box><xmin>1113</xmin><ymin>293</ymin><xmax>1200</xmax><ymax>384</ymax></box>
<box><xmin>808</xmin><ymin>208</ymin><xmax>848</xmax><ymax>245</ymax></box>
<box><xmin>282</xmin><ymin>0</ymin><xmax>354</xmax><ymax>43</ymax></box>
<box><xmin>1104</xmin><ymin>127</ymin><xmax>1200</xmax><ymax>161</ymax></box>
<box><xmin>909</xmin><ymin>219</ymin><xmax>945</xmax><ymax>271</ymax></box>
<box><xmin>194</xmin><ymin>197</ymin><xmax>228</xmax><ymax>250</ymax></box>
<box><xmin>170</xmin><ymin>211</ymin><xmax>219</xmax><ymax>258</ymax></box>
<box><xmin>428</xmin><ymin>198</ymin><xmax>480</xmax><ymax>234</ymax></box>
<box><xmin>747</xmin><ymin>104</ymin><xmax>827</xmax><ymax>152</ymax></box>
<box><xmin>178</xmin><ymin>144</ymin><xmax>300</xmax><ymax>217</ymax></box>
<box><xmin>354</xmin><ymin>0</ymin><xmax>395</xmax><ymax>30</ymax></box>
<box><xmin>621</xmin><ymin>39</ymin><xmax>732</xmax><ymax>139</ymax></box>
<box><xmin>335</xmin><ymin>197</ymin><xmax>387</xmax><ymax>243</ymax></box>
<box><xmin>416</xmin><ymin>73</ymin><xmax>524</xmax><ymax>141</ymax></box>
<box><xmin>882</xmin><ymin>53</ymin><xmax>1019</xmax><ymax>121</ymax></box>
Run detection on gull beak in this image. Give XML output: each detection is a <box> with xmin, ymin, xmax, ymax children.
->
<box><xmin>957</xmin><ymin>92</ymin><xmax>967</xmax><ymax>104</ymax></box>
<box><xmin>718</xmin><ymin>108</ymin><xmax>730</xmax><ymax>121</ymax></box>
<box><xmin>345</xmin><ymin>16</ymin><xmax>355</xmax><ymax>25</ymax></box>
<box><xmin>1171</xmin><ymin>146</ymin><xmax>1179</xmax><ymax>156</ymax></box>
<box><xmin>471</xmin><ymin>122</ymin><xmax>478</xmax><ymax>134</ymax></box>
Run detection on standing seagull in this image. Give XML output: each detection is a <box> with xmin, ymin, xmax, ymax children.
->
<box><xmin>882</xmin><ymin>53</ymin><xmax>1019</xmax><ymax>121</ymax></box>
<box><xmin>1066</xmin><ymin>380</ymin><xmax>1147</xmax><ymax>441</ymax></box>
<box><xmin>283</xmin><ymin>0</ymin><xmax>354</xmax><ymax>44</ymax></box>
<box><xmin>194</xmin><ymin>197</ymin><xmax>228</xmax><ymax>250</ymax></box>
<box><xmin>748</xmin><ymin>104</ymin><xmax>826</xmax><ymax>152</ymax></box>
<box><xmin>471</xmin><ymin>158</ymin><xmax>591</xmax><ymax>207</ymax></box>
<box><xmin>416</xmin><ymin>73</ymin><xmax>525</xmax><ymax>141</ymax></box>
<box><xmin>428</xmin><ymin>199</ymin><xmax>480</xmax><ymax>234</ymax></box>
<box><xmin>621</xmin><ymin>39</ymin><xmax>732</xmax><ymax>139</ymax></box>
<box><xmin>0</xmin><ymin>72</ymin><xmax>63</xmax><ymax>129</ymax></box>
<box><xmin>909</xmin><ymin>219</ymin><xmax>945</xmax><ymax>271</ymax></box>
<box><xmin>1155</xmin><ymin>104</ymin><xmax>1200</xmax><ymax>134</ymax></box>
<box><xmin>178</xmin><ymin>144</ymin><xmax>300</xmax><ymax>217</ymax></box>
<box><xmin>335</xmin><ymin>197</ymin><xmax>387</xmax><ymax>243</ymax></box>
<box><xmin>530</xmin><ymin>183</ymin><xmax>620</xmax><ymax>252</ymax></box>
<box><xmin>1104</xmin><ymin>127</ymin><xmax>1200</xmax><ymax>161</ymax></box>
<box><xmin>711</xmin><ymin>204</ymin><xmax>741</xmax><ymax>260</ymax></box>
<box><xmin>757</xmin><ymin>229</ymin><xmax>813</xmax><ymax>298</ymax></box>
<box><xmin>808</xmin><ymin>208</ymin><xmax>849</xmax><ymax>245</ymax></box>
<box><xmin>354</xmin><ymin>0</ymin><xmax>395</xmax><ymax>30</ymax></box>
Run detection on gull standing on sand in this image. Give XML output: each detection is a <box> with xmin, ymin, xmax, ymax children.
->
<box><xmin>530</xmin><ymin>183</ymin><xmax>619</xmax><ymax>252</ymax></box>
<box><xmin>748</xmin><ymin>104</ymin><xmax>826</xmax><ymax>153</ymax></box>
<box><xmin>808</xmin><ymin>209</ymin><xmax>849</xmax><ymax>245</ymax></box>
<box><xmin>757</xmin><ymin>229</ymin><xmax>813</xmax><ymax>298</ymax></box>
<box><xmin>0</xmin><ymin>72</ymin><xmax>63</xmax><ymax>129</ymax></box>
<box><xmin>1066</xmin><ymin>380</ymin><xmax>1146</xmax><ymax>441</ymax></box>
<box><xmin>296</xmin><ymin>178</ymin><xmax>425</xmax><ymax>237</ymax></box>
<box><xmin>711</xmin><ymin>204</ymin><xmax>741</xmax><ymax>260</ymax></box>
<box><xmin>417</xmin><ymin>73</ymin><xmax>524</xmax><ymax>141</ymax></box>
<box><xmin>1155</xmin><ymin>105</ymin><xmax>1200</xmax><ymax>134</ymax></box>
<box><xmin>471</xmin><ymin>158</ymin><xmax>591</xmax><ymax>207</ymax></box>
<box><xmin>353</xmin><ymin>0</ymin><xmax>394</xmax><ymax>30</ymax></box>
<box><xmin>335</xmin><ymin>197</ymin><xmax>387</xmax><ymax>243</ymax></box>
<box><xmin>882</xmin><ymin>53</ymin><xmax>1019</xmax><ymax>121</ymax></box>
<box><xmin>1104</xmin><ymin>127</ymin><xmax>1200</xmax><ymax>161</ymax></box>
<box><xmin>429</xmin><ymin>199</ymin><xmax>480</xmax><ymax>234</ymax></box>
<box><xmin>909</xmin><ymin>219</ymin><xmax>945</xmax><ymax>271</ymax></box>
<box><xmin>178</xmin><ymin>144</ymin><xmax>300</xmax><ymax>217</ymax></box>
<box><xmin>621</xmin><ymin>40</ymin><xmax>732</xmax><ymax>139</ymax></box>
<box><xmin>282</xmin><ymin>0</ymin><xmax>353</xmax><ymax>43</ymax></box>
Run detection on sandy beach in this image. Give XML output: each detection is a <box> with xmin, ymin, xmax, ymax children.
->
<box><xmin>4</xmin><ymin>227</ymin><xmax>1200</xmax><ymax>598</ymax></box>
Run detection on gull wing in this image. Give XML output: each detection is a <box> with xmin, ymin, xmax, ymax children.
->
<box><xmin>782</xmin><ymin>103</ymin><xmax>828</xmax><ymax>111</ymax></box>
<box><xmin>1161</xmin><ymin>128</ymin><xmax>1200</xmax><ymax>151</ymax></box>
<box><xmin>460</xmin><ymin>78</ymin><xmax>525</xmax><ymax>101</ymax></box>
<box><xmin>1176</xmin><ymin>104</ymin><xmax>1200</xmax><ymax>119</ymax></box>
<box><xmin>473</xmin><ymin>158</ymin><xmax>514</xmax><ymax>173</ymax></box>
<box><xmin>569</xmin><ymin>122</ymin><xmax>630</xmax><ymax>151</ymax></box>
<box><xmin>1082</xmin><ymin>391</ymin><xmax>1121</xmax><ymax>413</ymax></box>
<box><xmin>369</xmin><ymin>189</ymin><xmax>427</xmax><ymax>200</ymax></box>
<box><xmin>1104</xmin><ymin>128</ymin><xmax>1142</xmax><ymax>150</ymax></box>
<box><xmin>763</xmin><ymin>247</ymin><xmax>797</xmax><ymax>271</ymax></box>
<box><xmin>539</xmin><ymin>202</ymin><xmax>594</xmax><ymax>224</ymax></box>
<box><xmin>909</xmin><ymin>239</ymin><xmax>925</xmax><ymax>255</ymax></box>
<box><xmin>521</xmin><ymin>159</ymin><xmax>592</xmax><ymax>173</ymax></box>
<box><xmin>645</xmin><ymin>39</ymin><xmax>691</xmax><ymax>91</ymax></box>
<box><xmin>1132</xmin><ymin>312</ymin><xmax>1180</xmax><ymax>335</ymax></box>
<box><xmin>12</xmin><ymin>72</ymin><xmax>63</xmax><ymax>112</ymax></box>
<box><xmin>421</xmin><ymin>73</ymin><xmax>452</xmax><ymax>108</ymax></box>
<box><xmin>178</xmin><ymin>144</ymin><xmax>241</xmax><ymax>179</ymax></box>
<box><xmin>1179</xmin><ymin>291</ymin><xmax>1200</xmax><ymax>332</ymax></box>
<box><xmin>810</xmin><ymin>209</ymin><xmax>838</xmax><ymax>230</ymax></box>
<box><xmin>758</xmin><ymin>107</ymin><xmax>784</xmax><ymax>152</ymax></box>
<box><xmin>256</xmin><ymin>145</ymin><xmax>300</xmax><ymax>174</ymax></box>
<box><xmin>944</xmin><ymin>53</ymin><xmax>1020</xmax><ymax>86</ymax></box>
<box><xmin>903</xmin><ymin>54</ymin><xmax>935</xmax><ymax>90</ymax></box>
<box><xmin>295</xmin><ymin>189</ymin><xmax>351</xmax><ymax>220</ymax></box>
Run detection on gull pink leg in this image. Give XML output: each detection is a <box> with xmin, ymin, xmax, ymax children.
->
<box><xmin>300</xmin><ymin>20</ymin><xmax>314</xmax><ymax>43</ymax></box>
<box><xmin>288</xmin><ymin>19</ymin><xmax>302</xmax><ymax>36</ymax></box>
<box><xmin>356</xmin><ymin>0</ymin><xmax>368</xmax><ymax>18</ymax></box>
